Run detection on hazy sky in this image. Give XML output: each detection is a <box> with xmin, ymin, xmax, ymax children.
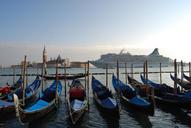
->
<box><xmin>0</xmin><ymin>0</ymin><xmax>191</xmax><ymax>66</ymax></box>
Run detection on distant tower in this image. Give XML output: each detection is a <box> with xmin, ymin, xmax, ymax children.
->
<box><xmin>43</xmin><ymin>45</ymin><xmax>47</xmax><ymax>63</ymax></box>
<box><xmin>43</xmin><ymin>45</ymin><xmax>48</xmax><ymax>75</ymax></box>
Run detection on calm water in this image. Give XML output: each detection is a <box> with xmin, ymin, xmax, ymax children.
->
<box><xmin>0</xmin><ymin>66</ymin><xmax>191</xmax><ymax>128</ymax></box>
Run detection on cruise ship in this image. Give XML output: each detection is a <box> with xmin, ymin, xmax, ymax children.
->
<box><xmin>90</xmin><ymin>48</ymin><xmax>173</xmax><ymax>68</ymax></box>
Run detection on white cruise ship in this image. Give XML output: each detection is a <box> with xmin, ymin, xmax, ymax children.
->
<box><xmin>90</xmin><ymin>48</ymin><xmax>173</xmax><ymax>68</ymax></box>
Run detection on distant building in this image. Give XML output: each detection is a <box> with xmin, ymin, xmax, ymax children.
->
<box><xmin>46</xmin><ymin>55</ymin><xmax>70</xmax><ymax>68</ymax></box>
<box><xmin>70</xmin><ymin>61</ymin><xmax>87</xmax><ymax>68</ymax></box>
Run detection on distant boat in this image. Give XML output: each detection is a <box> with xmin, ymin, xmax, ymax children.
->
<box><xmin>112</xmin><ymin>74</ymin><xmax>152</xmax><ymax>114</ymax></box>
<box><xmin>170</xmin><ymin>74</ymin><xmax>191</xmax><ymax>90</ymax></box>
<box><xmin>67</xmin><ymin>79</ymin><xmax>88</xmax><ymax>125</ymax></box>
<box><xmin>40</xmin><ymin>73</ymin><xmax>87</xmax><ymax>80</ymax></box>
<box><xmin>90</xmin><ymin>48</ymin><xmax>173</xmax><ymax>68</ymax></box>
<box><xmin>92</xmin><ymin>76</ymin><xmax>119</xmax><ymax>114</ymax></box>
<box><xmin>13</xmin><ymin>79</ymin><xmax>62</xmax><ymax>123</ymax></box>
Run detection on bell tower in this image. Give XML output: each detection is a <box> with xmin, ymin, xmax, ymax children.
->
<box><xmin>43</xmin><ymin>45</ymin><xmax>47</xmax><ymax>63</ymax></box>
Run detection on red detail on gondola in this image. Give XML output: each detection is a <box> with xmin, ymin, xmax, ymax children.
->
<box><xmin>69</xmin><ymin>86</ymin><xmax>85</xmax><ymax>100</ymax></box>
<box><xmin>0</xmin><ymin>86</ymin><xmax>11</xmax><ymax>94</ymax></box>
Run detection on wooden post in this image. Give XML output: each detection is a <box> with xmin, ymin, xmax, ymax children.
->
<box><xmin>145</xmin><ymin>60</ymin><xmax>148</xmax><ymax>83</ymax></box>
<box><xmin>143</xmin><ymin>62</ymin><xmax>146</xmax><ymax>79</ymax></box>
<box><xmin>41</xmin><ymin>62</ymin><xmax>44</xmax><ymax>93</ymax></box>
<box><xmin>189</xmin><ymin>62</ymin><xmax>191</xmax><ymax>77</ymax></box>
<box><xmin>181</xmin><ymin>61</ymin><xmax>184</xmax><ymax>92</ymax></box>
<box><xmin>181</xmin><ymin>61</ymin><xmax>183</xmax><ymax>83</ymax></box>
<box><xmin>174</xmin><ymin>59</ymin><xmax>177</xmax><ymax>94</ymax></box>
<box><xmin>36</xmin><ymin>66</ymin><xmax>39</xmax><ymax>75</ymax></box>
<box><xmin>117</xmin><ymin>60</ymin><xmax>119</xmax><ymax>83</ymax></box>
<box><xmin>125</xmin><ymin>62</ymin><xmax>127</xmax><ymax>84</ymax></box>
<box><xmin>87</xmin><ymin>61</ymin><xmax>90</xmax><ymax>111</ymax></box>
<box><xmin>64</xmin><ymin>63</ymin><xmax>67</xmax><ymax>98</ymax></box>
<box><xmin>22</xmin><ymin>55</ymin><xmax>27</xmax><ymax>106</ymax></box>
<box><xmin>84</xmin><ymin>63</ymin><xmax>87</xmax><ymax>91</ymax></box>
<box><xmin>13</xmin><ymin>65</ymin><xmax>15</xmax><ymax>85</ymax></box>
<box><xmin>26</xmin><ymin>64</ymin><xmax>28</xmax><ymax>88</ymax></box>
<box><xmin>55</xmin><ymin>62</ymin><xmax>59</xmax><ymax>103</ymax></box>
<box><xmin>106</xmin><ymin>64</ymin><xmax>108</xmax><ymax>88</ymax></box>
<box><xmin>116</xmin><ymin>60</ymin><xmax>120</xmax><ymax>98</ymax></box>
<box><xmin>159</xmin><ymin>63</ymin><xmax>162</xmax><ymax>85</ymax></box>
<box><xmin>131</xmin><ymin>63</ymin><xmax>134</xmax><ymax>78</ymax></box>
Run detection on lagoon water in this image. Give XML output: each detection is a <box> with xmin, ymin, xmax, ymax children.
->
<box><xmin>0</xmin><ymin>66</ymin><xmax>191</xmax><ymax>128</ymax></box>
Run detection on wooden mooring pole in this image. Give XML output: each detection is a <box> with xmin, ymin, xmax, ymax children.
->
<box><xmin>143</xmin><ymin>62</ymin><xmax>146</xmax><ymax>79</ymax></box>
<box><xmin>145</xmin><ymin>60</ymin><xmax>148</xmax><ymax>83</ymax></box>
<box><xmin>87</xmin><ymin>61</ymin><xmax>90</xmax><ymax>111</ymax></box>
<box><xmin>85</xmin><ymin>63</ymin><xmax>87</xmax><ymax>91</ymax></box>
<box><xmin>159</xmin><ymin>63</ymin><xmax>162</xmax><ymax>85</ymax></box>
<box><xmin>22</xmin><ymin>55</ymin><xmax>27</xmax><ymax>106</ymax></box>
<box><xmin>55</xmin><ymin>62</ymin><xmax>59</xmax><ymax>104</ymax></box>
<box><xmin>181</xmin><ymin>61</ymin><xmax>184</xmax><ymax>92</ymax></box>
<box><xmin>13</xmin><ymin>65</ymin><xmax>15</xmax><ymax>85</ymax></box>
<box><xmin>131</xmin><ymin>63</ymin><xmax>134</xmax><ymax>78</ymax></box>
<box><xmin>125</xmin><ymin>62</ymin><xmax>128</xmax><ymax>84</ymax></box>
<box><xmin>64</xmin><ymin>63</ymin><xmax>67</xmax><ymax>98</ymax></box>
<box><xmin>174</xmin><ymin>59</ymin><xmax>177</xmax><ymax>94</ymax></box>
<box><xmin>106</xmin><ymin>64</ymin><xmax>108</xmax><ymax>88</ymax></box>
<box><xmin>189</xmin><ymin>62</ymin><xmax>191</xmax><ymax>77</ymax></box>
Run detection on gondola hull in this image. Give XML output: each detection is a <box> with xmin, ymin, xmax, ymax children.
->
<box><xmin>0</xmin><ymin>76</ymin><xmax>41</xmax><ymax>117</ymax></box>
<box><xmin>92</xmin><ymin>76</ymin><xmax>119</xmax><ymax>115</ymax></box>
<box><xmin>170</xmin><ymin>74</ymin><xmax>191</xmax><ymax>90</ymax></box>
<box><xmin>141</xmin><ymin>74</ymin><xmax>191</xmax><ymax>110</ymax></box>
<box><xmin>127</xmin><ymin>76</ymin><xmax>155</xmax><ymax>115</ymax></box>
<box><xmin>93</xmin><ymin>93</ymin><xmax>119</xmax><ymax>115</ymax></box>
<box><xmin>17</xmin><ymin>99</ymin><xmax>59</xmax><ymax>123</ymax></box>
<box><xmin>13</xmin><ymin>80</ymin><xmax>63</xmax><ymax>123</ymax></box>
<box><xmin>112</xmin><ymin>74</ymin><xmax>153</xmax><ymax>115</ymax></box>
<box><xmin>41</xmin><ymin>73</ymin><xmax>87</xmax><ymax>80</ymax></box>
<box><xmin>67</xmin><ymin>79</ymin><xmax>88</xmax><ymax>125</ymax></box>
<box><xmin>67</xmin><ymin>97</ymin><xmax>88</xmax><ymax>125</ymax></box>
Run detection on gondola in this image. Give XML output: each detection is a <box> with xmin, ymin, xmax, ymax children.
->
<box><xmin>40</xmin><ymin>73</ymin><xmax>87</xmax><ymax>80</ymax></box>
<box><xmin>67</xmin><ymin>79</ymin><xmax>88</xmax><ymax>125</ymax></box>
<box><xmin>13</xmin><ymin>79</ymin><xmax>62</xmax><ymax>123</ymax></box>
<box><xmin>92</xmin><ymin>76</ymin><xmax>119</xmax><ymax>114</ymax></box>
<box><xmin>0</xmin><ymin>76</ymin><xmax>22</xmax><ymax>100</ymax></box>
<box><xmin>170</xmin><ymin>74</ymin><xmax>191</xmax><ymax>90</ymax></box>
<box><xmin>140</xmin><ymin>74</ymin><xmax>174</xmax><ymax>94</ymax></box>
<box><xmin>183</xmin><ymin>73</ymin><xmax>191</xmax><ymax>83</ymax></box>
<box><xmin>112</xmin><ymin>74</ymin><xmax>151</xmax><ymax>114</ymax></box>
<box><xmin>140</xmin><ymin>74</ymin><xmax>191</xmax><ymax>110</ymax></box>
<box><xmin>127</xmin><ymin>75</ymin><xmax>155</xmax><ymax>115</ymax></box>
<box><xmin>0</xmin><ymin>76</ymin><xmax>41</xmax><ymax>116</ymax></box>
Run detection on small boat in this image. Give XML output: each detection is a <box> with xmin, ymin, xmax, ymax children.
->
<box><xmin>40</xmin><ymin>73</ymin><xmax>87</xmax><ymax>80</ymax></box>
<box><xmin>92</xmin><ymin>76</ymin><xmax>119</xmax><ymax>114</ymax></box>
<box><xmin>13</xmin><ymin>79</ymin><xmax>62</xmax><ymax>123</ymax></box>
<box><xmin>140</xmin><ymin>74</ymin><xmax>191</xmax><ymax>110</ymax></box>
<box><xmin>183</xmin><ymin>73</ymin><xmax>191</xmax><ymax>83</ymax></box>
<box><xmin>112</xmin><ymin>74</ymin><xmax>151</xmax><ymax>114</ymax></box>
<box><xmin>0</xmin><ymin>77</ymin><xmax>22</xmax><ymax>100</ymax></box>
<box><xmin>170</xmin><ymin>74</ymin><xmax>191</xmax><ymax>90</ymax></box>
<box><xmin>0</xmin><ymin>76</ymin><xmax>41</xmax><ymax>116</ymax></box>
<box><xmin>67</xmin><ymin>79</ymin><xmax>88</xmax><ymax>125</ymax></box>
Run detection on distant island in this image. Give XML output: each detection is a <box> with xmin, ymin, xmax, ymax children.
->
<box><xmin>90</xmin><ymin>48</ymin><xmax>173</xmax><ymax>68</ymax></box>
